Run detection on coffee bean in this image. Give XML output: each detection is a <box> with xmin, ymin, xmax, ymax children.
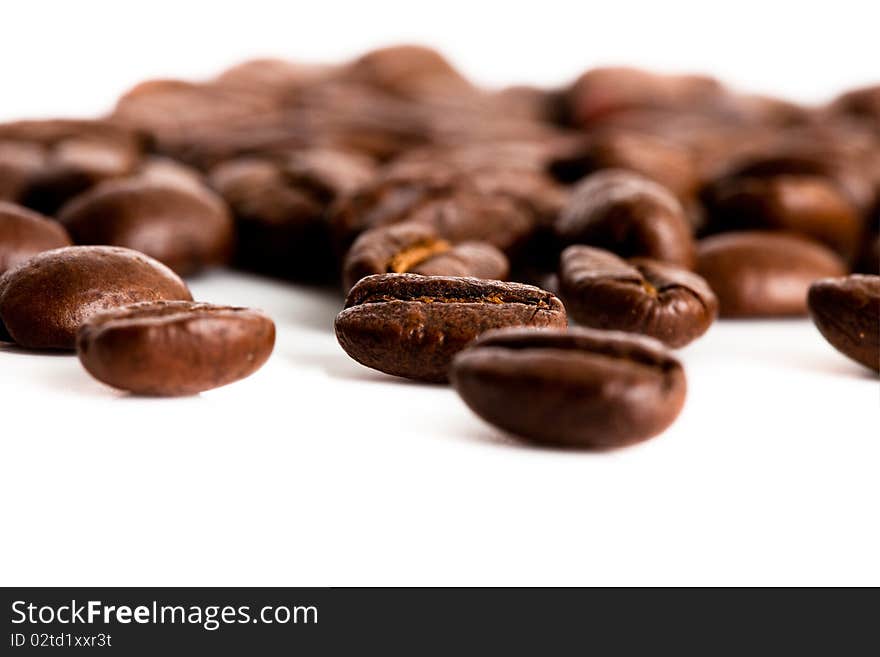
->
<box><xmin>77</xmin><ymin>301</ymin><xmax>276</xmax><ymax>395</ymax></box>
<box><xmin>58</xmin><ymin>178</ymin><xmax>234</xmax><ymax>276</ymax></box>
<box><xmin>450</xmin><ymin>327</ymin><xmax>686</xmax><ymax>448</ymax></box>
<box><xmin>696</xmin><ymin>231</ymin><xmax>847</xmax><ymax>317</ymax></box>
<box><xmin>549</xmin><ymin>130</ymin><xmax>699</xmax><ymax>200</ymax></box>
<box><xmin>808</xmin><ymin>275</ymin><xmax>880</xmax><ymax>372</ymax></box>
<box><xmin>0</xmin><ymin>202</ymin><xmax>71</xmax><ymax>275</ymax></box>
<box><xmin>335</xmin><ymin>273</ymin><xmax>567</xmax><ymax>382</ymax></box>
<box><xmin>342</xmin><ymin>223</ymin><xmax>508</xmax><ymax>290</ymax></box>
<box><xmin>342</xmin><ymin>45</ymin><xmax>475</xmax><ymax>100</ymax></box>
<box><xmin>0</xmin><ymin>246</ymin><xmax>192</xmax><ymax>349</ymax></box>
<box><xmin>211</xmin><ymin>150</ymin><xmax>375</xmax><ymax>281</ymax></box>
<box><xmin>559</xmin><ymin>245</ymin><xmax>717</xmax><ymax>347</ymax></box>
<box><xmin>0</xmin><ymin>119</ymin><xmax>143</xmax><ymax>214</ymax></box>
<box><xmin>702</xmin><ymin>174</ymin><xmax>862</xmax><ymax>259</ymax></box>
<box><xmin>555</xmin><ymin>169</ymin><xmax>695</xmax><ymax>268</ymax></box>
<box><xmin>567</xmin><ymin>67</ymin><xmax>725</xmax><ymax>127</ymax></box>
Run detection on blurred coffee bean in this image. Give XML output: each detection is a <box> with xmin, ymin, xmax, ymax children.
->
<box><xmin>808</xmin><ymin>275</ymin><xmax>880</xmax><ymax>372</ymax></box>
<box><xmin>450</xmin><ymin>327</ymin><xmax>686</xmax><ymax>448</ymax></box>
<box><xmin>0</xmin><ymin>246</ymin><xmax>191</xmax><ymax>350</ymax></box>
<box><xmin>342</xmin><ymin>222</ymin><xmax>508</xmax><ymax>290</ymax></box>
<box><xmin>341</xmin><ymin>44</ymin><xmax>475</xmax><ymax>100</ymax></box>
<box><xmin>77</xmin><ymin>301</ymin><xmax>276</xmax><ymax>395</ymax></box>
<box><xmin>549</xmin><ymin>130</ymin><xmax>699</xmax><ymax>200</ymax></box>
<box><xmin>210</xmin><ymin>149</ymin><xmax>375</xmax><ymax>281</ymax></box>
<box><xmin>58</xmin><ymin>178</ymin><xmax>233</xmax><ymax>276</ymax></box>
<box><xmin>555</xmin><ymin>169</ymin><xmax>695</xmax><ymax>268</ymax></box>
<box><xmin>696</xmin><ymin>231</ymin><xmax>847</xmax><ymax>317</ymax></box>
<box><xmin>335</xmin><ymin>274</ymin><xmax>567</xmax><ymax>382</ymax></box>
<box><xmin>559</xmin><ymin>245</ymin><xmax>717</xmax><ymax>347</ymax></box>
<box><xmin>0</xmin><ymin>119</ymin><xmax>143</xmax><ymax>213</ymax></box>
<box><xmin>0</xmin><ymin>202</ymin><xmax>72</xmax><ymax>276</ymax></box>
<box><xmin>829</xmin><ymin>84</ymin><xmax>880</xmax><ymax>129</ymax></box>
<box><xmin>215</xmin><ymin>58</ymin><xmax>337</xmax><ymax>97</ymax></box>
<box><xmin>567</xmin><ymin>67</ymin><xmax>726</xmax><ymax>127</ymax></box>
<box><xmin>702</xmin><ymin>174</ymin><xmax>862</xmax><ymax>259</ymax></box>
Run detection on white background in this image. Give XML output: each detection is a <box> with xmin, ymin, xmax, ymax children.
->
<box><xmin>1</xmin><ymin>0</ymin><xmax>878</xmax><ymax>586</ymax></box>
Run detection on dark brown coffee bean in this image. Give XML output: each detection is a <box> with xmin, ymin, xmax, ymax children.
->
<box><xmin>58</xmin><ymin>178</ymin><xmax>234</xmax><ymax>276</ymax></box>
<box><xmin>0</xmin><ymin>246</ymin><xmax>192</xmax><ymax>350</ymax></box>
<box><xmin>0</xmin><ymin>119</ymin><xmax>143</xmax><ymax>214</ymax></box>
<box><xmin>549</xmin><ymin>130</ymin><xmax>699</xmax><ymax>200</ymax></box>
<box><xmin>77</xmin><ymin>301</ymin><xmax>276</xmax><ymax>395</ymax></box>
<box><xmin>335</xmin><ymin>273</ymin><xmax>567</xmax><ymax>382</ymax></box>
<box><xmin>559</xmin><ymin>245</ymin><xmax>717</xmax><ymax>347</ymax></box>
<box><xmin>696</xmin><ymin>231</ymin><xmax>847</xmax><ymax>317</ymax></box>
<box><xmin>808</xmin><ymin>275</ymin><xmax>880</xmax><ymax>372</ymax></box>
<box><xmin>342</xmin><ymin>223</ymin><xmax>508</xmax><ymax>290</ymax></box>
<box><xmin>702</xmin><ymin>175</ymin><xmax>862</xmax><ymax>259</ymax></box>
<box><xmin>0</xmin><ymin>202</ymin><xmax>71</xmax><ymax>275</ymax></box>
<box><xmin>555</xmin><ymin>169</ymin><xmax>695</xmax><ymax>268</ymax></box>
<box><xmin>402</xmin><ymin>193</ymin><xmax>536</xmax><ymax>255</ymax></box>
<box><xmin>829</xmin><ymin>84</ymin><xmax>880</xmax><ymax>126</ymax></box>
<box><xmin>211</xmin><ymin>150</ymin><xmax>375</xmax><ymax>281</ymax></box>
<box><xmin>450</xmin><ymin>327</ymin><xmax>686</xmax><ymax>448</ymax></box>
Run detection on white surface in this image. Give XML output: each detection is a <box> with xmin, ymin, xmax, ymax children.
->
<box><xmin>1</xmin><ymin>271</ymin><xmax>878</xmax><ymax>586</ymax></box>
<box><xmin>1</xmin><ymin>0</ymin><xmax>879</xmax><ymax>586</ymax></box>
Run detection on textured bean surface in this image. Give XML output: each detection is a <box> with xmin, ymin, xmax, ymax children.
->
<box><xmin>0</xmin><ymin>246</ymin><xmax>192</xmax><ymax>349</ymax></box>
<box><xmin>77</xmin><ymin>301</ymin><xmax>276</xmax><ymax>395</ymax></box>
<box><xmin>696</xmin><ymin>231</ymin><xmax>847</xmax><ymax>317</ymax></box>
<box><xmin>335</xmin><ymin>273</ymin><xmax>566</xmax><ymax>382</ymax></box>
<box><xmin>451</xmin><ymin>327</ymin><xmax>687</xmax><ymax>448</ymax></box>
<box><xmin>808</xmin><ymin>275</ymin><xmax>880</xmax><ymax>372</ymax></box>
<box><xmin>559</xmin><ymin>245</ymin><xmax>717</xmax><ymax>347</ymax></box>
<box><xmin>342</xmin><ymin>222</ymin><xmax>508</xmax><ymax>290</ymax></box>
<box><xmin>555</xmin><ymin>169</ymin><xmax>695</xmax><ymax>268</ymax></box>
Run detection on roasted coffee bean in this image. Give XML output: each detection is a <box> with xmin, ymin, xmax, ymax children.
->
<box><xmin>211</xmin><ymin>150</ymin><xmax>375</xmax><ymax>281</ymax></box>
<box><xmin>450</xmin><ymin>327</ymin><xmax>686</xmax><ymax>448</ymax></box>
<box><xmin>335</xmin><ymin>273</ymin><xmax>567</xmax><ymax>382</ymax></box>
<box><xmin>555</xmin><ymin>169</ymin><xmax>695</xmax><ymax>268</ymax></box>
<box><xmin>342</xmin><ymin>45</ymin><xmax>475</xmax><ymax>100</ymax></box>
<box><xmin>567</xmin><ymin>67</ymin><xmax>725</xmax><ymax>127</ymax></box>
<box><xmin>549</xmin><ymin>130</ymin><xmax>699</xmax><ymax>200</ymax></box>
<box><xmin>559</xmin><ymin>245</ymin><xmax>717</xmax><ymax>347</ymax></box>
<box><xmin>342</xmin><ymin>223</ymin><xmax>508</xmax><ymax>290</ymax></box>
<box><xmin>702</xmin><ymin>174</ymin><xmax>863</xmax><ymax>259</ymax></box>
<box><xmin>829</xmin><ymin>84</ymin><xmax>880</xmax><ymax>127</ymax></box>
<box><xmin>58</xmin><ymin>178</ymin><xmax>234</xmax><ymax>276</ymax></box>
<box><xmin>696</xmin><ymin>231</ymin><xmax>847</xmax><ymax>317</ymax></box>
<box><xmin>0</xmin><ymin>119</ymin><xmax>143</xmax><ymax>214</ymax></box>
<box><xmin>0</xmin><ymin>246</ymin><xmax>192</xmax><ymax>349</ymax></box>
<box><xmin>77</xmin><ymin>301</ymin><xmax>276</xmax><ymax>395</ymax></box>
<box><xmin>808</xmin><ymin>275</ymin><xmax>880</xmax><ymax>372</ymax></box>
<box><xmin>0</xmin><ymin>202</ymin><xmax>72</xmax><ymax>275</ymax></box>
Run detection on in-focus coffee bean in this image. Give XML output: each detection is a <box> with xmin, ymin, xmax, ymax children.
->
<box><xmin>77</xmin><ymin>301</ymin><xmax>276</xmax><ymax>395</ymax></box>
<box><xmin>335</xmin><ymin>273</ymin><xmax>567</xmax><ymax>382</ymax></box>
<box><xmin>808</xmin><ymin>275</ymin><xmax>880</xmax><ymax>372</ymax></box>
<box><xmin>342</xmin><ymin>222</ymin><xmax>508</xmax><ymax>290</ymax></box>
<box><xmin>696</xmin><ymin>231</ymin><xmax>847</xmax><ymax>317</ymax></box>
<box><xmin>559</xmin><ymin>245</ymin><xmax>717</xmax><ymax>347</ymax></box>
<box><xmin>450</xmin><ymin>327</ymin><xmax>687</xmax><ymax>448</ymax></box>
<box><xmin>555</xmin><ymin>169</ymin><xmax>695</xmax><ymax>268</ymax></box>
<box><xmin>0</xmin><ymin>201</ymin><xmax>71</xmax><ymax>275</ymax></box>
<box><xmin>0</xmin><ymin>246</ymin><xmax>192</xmax><ymax>349</ymax></box>
<box><xmin>58</xmin><ymin>178</ymin><xmax>234</xmax><ymax>276</ymax></box>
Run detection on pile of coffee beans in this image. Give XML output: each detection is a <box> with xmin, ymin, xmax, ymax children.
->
<box><xmin>0</xmin><ymin>46</ymin><xmax>877</xmax><ymax>442</ymax></box>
